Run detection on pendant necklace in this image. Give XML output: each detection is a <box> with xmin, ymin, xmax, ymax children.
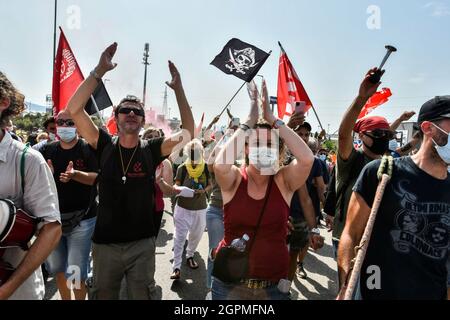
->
<box><xmin>119</xmin><ymin>141</ymin><xmax>139</xmax><ymax>184</ymax></box>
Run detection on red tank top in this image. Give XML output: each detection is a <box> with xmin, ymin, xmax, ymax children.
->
<box><xmin>218</xmin><ymin>167</ymin><xmax>290</xmax><ymax>282</ymax></box>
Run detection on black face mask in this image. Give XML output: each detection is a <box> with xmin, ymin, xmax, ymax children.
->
<box><xmin>364</xmin><ymin>137</ymin><xmax>389</xmax><ymax>155</ymax></box>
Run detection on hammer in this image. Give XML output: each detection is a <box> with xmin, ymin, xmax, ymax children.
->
<box><xmin>369</xmin><ymin>45</ymin><xmax>397</xmax><ymax>84</ymax></box>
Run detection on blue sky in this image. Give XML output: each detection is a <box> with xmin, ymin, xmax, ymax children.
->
<box><xmin>1</xmin><ymin>0</ymin><xmax>449</xmax><ymax>133</ymax></box>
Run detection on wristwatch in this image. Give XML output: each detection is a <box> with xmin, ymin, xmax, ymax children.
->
<box><xmin>310</xmin><ymin>228</ymin><xmax>320</xmax><ymax>235</ymax></box>
<box><xmin>272</xmin><ymin>119</ymin><xmax>285</xmax><ymax>129</ymax></box>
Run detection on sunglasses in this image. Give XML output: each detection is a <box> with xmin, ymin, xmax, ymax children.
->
<box><xmin>56</xmin><ymin>119</ymin><xmax>75</xmax><ymax>127</ymax></box>
<box><xmin>118</xmin><ymin>107</ymin><xmax>145</xmax><ymax>117</ymax></box>
<box><xmin>365</xmin><ymin>129</ymin><xmax>395</xmax><ymax>140</ymax></box>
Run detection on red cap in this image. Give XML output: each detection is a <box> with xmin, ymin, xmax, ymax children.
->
<box><xmin>354</xmin><ymin>116</ymin><xmax>390</xmax><ymax>133</ymax></box>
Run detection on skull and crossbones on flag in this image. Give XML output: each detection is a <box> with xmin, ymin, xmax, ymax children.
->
<box><xmin>211</xmin><ymin>38</ymin><xmax>270</xmax><ymax>82</ymax></box>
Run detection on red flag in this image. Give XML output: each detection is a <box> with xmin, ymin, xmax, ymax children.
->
<box><xmin>277</xmin><ymin>43</ymin><xmax>313</xmax><ymax>119</ymax></box>
<box><xmin>106</xmin><ymin>110</ymin><xmax>118</xmax><ymax>135</ymax></box>
<box><xmin>358</xmin><ymin>88</ymin><xmax>392</xmax><ymax>120</ymax></box>
<box><xmin>52</xmin><ymin>27</ymin><xmax>84</xmax><ymax>115</ymax></box>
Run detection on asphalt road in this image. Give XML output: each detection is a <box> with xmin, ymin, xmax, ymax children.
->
<box><xmin>45</xmin><ymin>199</ymin><xmax>338</xmax><ymax>300</ymax></box>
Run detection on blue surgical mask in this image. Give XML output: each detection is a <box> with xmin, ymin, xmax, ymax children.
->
<box><xmin>48</xmin><ymin>133</ymin><xmax>56</xmax><ymax>141</ymax></box>
<box><xmin>432</xmin><ymin>124</ymin><xmax>450</xmax><ymax>165</ymax></box>
<box><xmin>57</xmin><ymin>127</ymin><xmax>77</xmax><ymax>143</ymax></box>
<box><xmin>319</xmin><ymin>154</ymin><xmax>327</xmax><ymax>162</ymax></box>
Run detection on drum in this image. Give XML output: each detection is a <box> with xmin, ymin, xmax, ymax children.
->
<box><xmin>0</xmin><ymin>199</ymin><xmax>40</xmax><ymax>250</ymax></box>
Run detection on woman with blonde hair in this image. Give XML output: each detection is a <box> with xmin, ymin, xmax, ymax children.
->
<box><xmin>171</xmin><ymin>138</ymin><xmax>212</xmax><ymax>280</ymax></box>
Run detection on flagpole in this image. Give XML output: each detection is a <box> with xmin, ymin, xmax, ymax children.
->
<box><xmin>218</xmin><ymin>81</ymin><xmax>246</xmax><ymax>118</ymax></box>
<box><xmin>203</xmin><ymin>81</ymin><xmax>246</xmax><ymax>131</ymax></box>
<box><xmin>90</xmin><ymin>95</ymin><xmax>106</xmax><ymax>126</ymax></box>
<box><xmin>53</xmin><ymin>0</ymin><xmax>58</xmax><ymax>64</ymax></box>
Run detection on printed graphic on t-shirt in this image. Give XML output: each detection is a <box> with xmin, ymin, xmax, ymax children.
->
<box><xmin>390</xmin><ymin>180</ymin><xmax>449</xmax><ymax>260</ymax></box>
<box><xmin>127</xmin><ymin>160</ymin><xmax>147</xmax><ymax>178</ymax></box>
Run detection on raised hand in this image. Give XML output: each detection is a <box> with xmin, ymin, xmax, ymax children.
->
<box><xmin>261</xmin><ymin>79</ymin><xmax>276</xmax><ymax>124</ymax></box>
<box><xmin>96</xmin><ymin>42</ymin><xmax>118</xmax><ymax>76</ymax></box>
<box><xmin>60</xmin><ymin>161</ymin><xmax>75</xmax><ymax>183</ymax></box>
<box><xmin>287</xmin><ymin>112</ymin><xmax>306</xmax><ymax>129</ymax></box>
<box><xmin>359</xmin><ymin>67</ymin><xmax>385</xmax><ymax>99</ymax></box>
<box><xmin>400</xmin><ymin>111</ymin><xmax>416</xmax><ymax>122</ymax></box>
<box><xmin>165</xmin><ymin>61</ymin><xmax>182</xmax><ymax>91</ymax></box>
<box><xmin>245</xmin><ymin>81</ymin><xmax>259</xmax><ymax>127</ymax></box>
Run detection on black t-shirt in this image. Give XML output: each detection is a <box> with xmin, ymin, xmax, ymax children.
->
<box><xmin>93</xmin><ymin>129</ymin><xmax>165</xmax><ymax>244</ymax></box>
<box><xmin>40</xmin><ymin>139</ymin><xmax>98</xmax><ymax>220</ymax></box>
<box><xmin>354</xmin><ymin>157</ymin><xmax>449</xmax><ymax>300</ymax></box>
<box><xmin>289</xmin><ymin>157</ymin><xmax>322</xmax><ymax>221</ymax></box>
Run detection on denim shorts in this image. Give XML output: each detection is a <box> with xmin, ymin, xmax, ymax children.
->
<box><xmin>45</xmin><ymin>216</ymin><xmax>96</xmax><ymax>281</ymax></box>
<box><xmin>211</xmin><ymin>277</ymin><xmax>289</xmax><ymax>300</ymax></box>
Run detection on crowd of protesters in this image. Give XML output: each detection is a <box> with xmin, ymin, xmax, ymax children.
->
<box><xmin>0</xmin><ymin>42</ymin><xmax>449</xmax><ymax>301</ymax></box>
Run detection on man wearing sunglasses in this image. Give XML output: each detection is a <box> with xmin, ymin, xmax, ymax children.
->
<box><xmin>338</xmin><ymin>97</ymin><xmax>450</xmax><ymax>300</ymax></box>
<box><xmin>331</xmin><ymin>68</ymin><xmax>395</xmax><ymax>279</ymax></box>
<box><xmin>39</xmin><ymin>109</ymin><xmax>98</xmax><ymax>300</ymax></box>
<box><xmin>66</xmin><ymin>43</ymin><xmax>194</xmax><ymax>300</ymax></box>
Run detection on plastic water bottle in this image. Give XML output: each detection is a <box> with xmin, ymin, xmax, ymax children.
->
<box><xmin>230</xmin><ymin>234</ymin><xmax>250</xmax><ymax>252</ymax></box>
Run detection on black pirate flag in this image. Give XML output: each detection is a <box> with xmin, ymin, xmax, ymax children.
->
<box><xmin>211</xmin><ymin>38</ymin><xmax>271</xmax><ymax>82</ymax></box>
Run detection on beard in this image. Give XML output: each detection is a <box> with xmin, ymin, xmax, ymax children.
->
<box><xmin>118</xmin><ymin>120</ymin><xmax>142</xmax><ymax>135</ymax></box>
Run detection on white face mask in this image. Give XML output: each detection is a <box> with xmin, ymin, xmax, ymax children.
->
<box><xmin>432</xmin><ymin>124</ymin><xmax>450</xmax><ymax>165</ymax></box>
<box><xmin>57</xmin><ymin>127</ymin><xmax>77</xmax><ymax>143</ymax></box>
<box><xmin>48</xmin><ymin>133</ymin><xmax>56</xmax><ymax>141</ymax></box>
<box><xmin>248</xmin><ymin>147</ymin><xmax>278</xmax><ymax>171</ymax></box>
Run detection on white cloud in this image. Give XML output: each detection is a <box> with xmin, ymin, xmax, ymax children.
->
<box><xmin>424</xmin><ymin>2</ymin><xmax>450</xmax><ymax>17</ymax></box>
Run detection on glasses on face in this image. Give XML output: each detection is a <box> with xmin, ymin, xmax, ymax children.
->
<box><xmin>118</xmin><ymin>107</ymin><xmax>145</xmax><ymax>117</ymax></box>
<box><xmin>365</xmin><ymin>129</ymin><xmax>395</xmax><ymax>140</ymax></box>
<box><xmin>56</xmin><ymin>119</ymin><xmax>75</xmax><ymax>127</ymax></box>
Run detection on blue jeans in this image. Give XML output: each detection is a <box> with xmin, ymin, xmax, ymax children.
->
<box><xmin>45</xmin><ymin>217</ymin><xmax>96</xmax><ymax>281</ymax></box>
<box><xmin>206</xmin><ymin>205</ymin><xmax>224</xmax><ymax>289</ymax></box>
<box><xmin>211</xmin><ymin>277</ymin><xmax>289</xmax><ymax>300</ymax></box>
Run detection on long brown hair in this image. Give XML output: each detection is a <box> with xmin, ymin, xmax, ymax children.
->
<box><xmin>0</xmin><ymin>71</ymin><xmax>25</xmax><ymax>128</ymax></box>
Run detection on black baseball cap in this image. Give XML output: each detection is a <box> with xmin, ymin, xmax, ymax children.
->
<box><xmin>294</xmin><ymin>122</ymin><xmax>312</xmax><ymax>132</ymax></box>
<box><xmin>418</xmin><ymin>96</ymin><xmax>450</xmax><ymax>123</ymax></box>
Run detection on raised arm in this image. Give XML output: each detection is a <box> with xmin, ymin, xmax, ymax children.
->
<box><xmin>338</xmin><ymin>68</ymin><xmax>383</xmax><ymax>160</ymax></box>
<box><xmin>66</xmin><ymin>43</ymin><xmax>118</xmax><ymax>149</ymax></box>
<box><xmin>161</xmin><ymin>62</ymin><xmax>195</xmax><ymax>157</ymax></box>
<box><xmin>214</xmin><ymin>81</ymin><xmax>259</xmax><ymax>193</ymax></box>
<box><xmin>389</xmin><ymin>111</ymin><xmax>416</xmax><ymax>131</ymax></box>
<box><xmin>260</xmin><ymin>80</ymin><xmax>314</xmax><ymax>192</ymax></box>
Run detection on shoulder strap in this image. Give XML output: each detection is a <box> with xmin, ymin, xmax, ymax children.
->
<box><xmin>20</xmin><ymin>143</ymin><xmax>30</xmax><ymax>194</ymax></box>
<box><xmin>246</xmin><ymin>175</ymin><xmax>274</xmax><ymax>253</ymax></box>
